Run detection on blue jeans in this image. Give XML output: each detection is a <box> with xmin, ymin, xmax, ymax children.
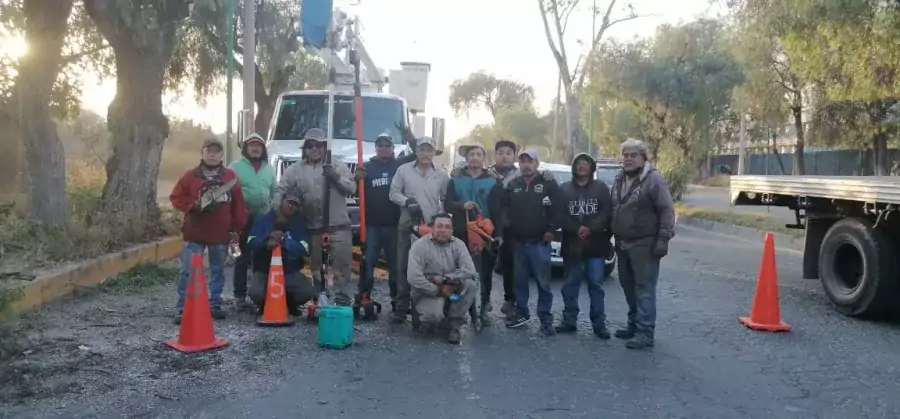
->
<box><xmin>359</xmin><ymin>226</ymin><xmax>399</xmax><ymax>298</ymax></box>
<box><xmin>513</xmin><ymin>240</ymin><xmax>553</xmax><ymax>324</ymax></box>
<box><xmin>561</xmin><ymin>258</ymin><xmax>606</xmax><ymax>328</ymax></box>
<box><xmin>616</xmin><ymin>244</ymin><xmax>660</xmax><ymax>338</ymax></box>
<box><xmin>176</xmin><ymin>242</ymin><xmax>228</xmax><ymax>312</ymax></box>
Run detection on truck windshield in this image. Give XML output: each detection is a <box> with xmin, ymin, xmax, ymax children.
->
<box><xmin>272</xmin><ymin>94</ymin><xmax>405</xmax><ymax>144</ymax></box>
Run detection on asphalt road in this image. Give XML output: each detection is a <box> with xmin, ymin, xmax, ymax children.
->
<box><xmin>7</xmin><ymin>224</ymin><xmax>900</xmax><ymax>419</ymax></box>
<box><xmin>684</xmin><ymin>185</ymin><xmax>797</xmax><ymax>223</ymax></box>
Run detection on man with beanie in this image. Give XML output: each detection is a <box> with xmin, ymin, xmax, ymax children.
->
<box><xmin>554</xmin><ymin>153</ymin><xmax>614</xmax><ymax>338</ymax></box>
<box><xmin>610</xmin><ymin>138</ymin><xmax>676</xmax><ymax>350</ymax></box>
<box><xmin>389</xmin><ymin>136</ymin><xmax>449</xmax><ymax>323</ymax></box>
<box><xmin>228</xmin><ymin>133</ymin><xmax>275</xmax><ymax>309</ymax></box>
<box><xmin>503</xmin><ymin>150</ymin><xmax>560</xmax><ymax>335</ymax></box>
<box><xmin>352</xmin><ymin>133</ymin><xmax>417</xmax><ymax>315</ymax></box>
<box><xmin>169</xmin><ymin>137</ymin><xmax>247</xmax><ymax>324</ymax></box>
<box><xmin>271</xmin><ymin>128</ymin><xmax>356</xmax><ymax>306</ymax></box>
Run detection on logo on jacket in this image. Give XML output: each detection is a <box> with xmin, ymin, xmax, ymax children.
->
<box><xmin>371</xmin><ymin>175</ymin><xmax>391</xmax><ymax>187</ymax></box>
<box><xmin>534</xmin><ymin>184</ymin><xmax>544</xmax><ymax>194</ymax></box>
<box><xmin>568</xmin><ymin>198</ymin><xmax>598</xmax><ymax>216</ymax></box>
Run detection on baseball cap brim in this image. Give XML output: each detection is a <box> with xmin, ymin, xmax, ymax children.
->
<box><xmin>203</xmin><ymin>138</ymin><xmax>224</xmax><ymax>150</ymax></box>
<box><xmin>518</xmin><ymin>150</ymin><xmax>538</xmax><ymax>160</ymax></box>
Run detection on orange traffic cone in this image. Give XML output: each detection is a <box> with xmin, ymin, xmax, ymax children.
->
<box><xmin>740</xmin><ymin>232</ymin><xmax>791</xmax><ymax>332</ymax></box>
<box><xmin>165</xmin><ymin>253</ymin><xmax>229</xmax><ymax>353</ymax></box>
<box><xmin>257</xmin><ymin>246</ymin><xmax>295</xmax><ymax>326</ymax></box>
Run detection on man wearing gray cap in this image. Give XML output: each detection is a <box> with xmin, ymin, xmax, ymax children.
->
<box><xmin>389</xmin><ymin>136</ymin><xmax>449</xmax><ymax>323</ymax></box>
<box><xmin>271</xmin><ymin>128</ymin><xmax>357</xmax><ymax>306</ymax></box>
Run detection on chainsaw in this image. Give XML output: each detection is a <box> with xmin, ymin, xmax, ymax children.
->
<box><xmin>198</xmin><ymin>177</ymin><xmax>238</xmax><ymax>210</ymax></box>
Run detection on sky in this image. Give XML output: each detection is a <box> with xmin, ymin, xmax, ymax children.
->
<box><xmin>76</xmin><ymin>0</ymin><xmax>724</xmax><ymax>146</ymax></box>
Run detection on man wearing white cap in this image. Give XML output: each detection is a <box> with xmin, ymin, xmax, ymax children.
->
<box><xmin>271</xmin><ymin>128</ymin><xmax>357</xmax><ymax>306</ymax></box>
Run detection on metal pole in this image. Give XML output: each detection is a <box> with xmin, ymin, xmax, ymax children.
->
<box><xmin>225</xmin><ymin>0</ymin><xmax>235</xmax><ymax>163</ymax></box>
<box><xmin>242</xmin><ymin>0</ymin><xmax>256</xmax><ymax>132</ymax></box>
<box><xmin>738</xmin><ymin>111</ymin><xmax>746</xmax><ymax>175</ymax></box>
<box><xmin>588</xmin><ymin>103</ymin><xmax>594</xmax><ymax>156</ymax></box>
<box><xmin>551</xmin><ymin>73</ymin><xmax>561</xmax><ymax>152</ymax></box>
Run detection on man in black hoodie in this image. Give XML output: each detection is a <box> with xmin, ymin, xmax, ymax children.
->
<box><xmin>354</xmin><ymin>133</ymin><xmax>417</xmax><ymax>313</ymax></box>
<box><xmin>554</xmin><ymin>153</ymin><xmax>614</xmax><ymax>338</ymax></box>
<box><xmin>503</xmin><ymin>150</ymin><xmax>560</xmax><ymax>335</ymax></box>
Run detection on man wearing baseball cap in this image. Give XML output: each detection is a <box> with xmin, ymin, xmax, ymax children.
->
<box><xmin>169</xmin><ymin>137</ymin><xmax>247</xmax><ymax>324</ymax></box>
<box><xmin>502</xmin><ymin>149</ymin><xmax>560</xmax><ymax>334</ymax></box>
<box><xmin>246</xmin><ymin>195</ymin><xmax>315</xmax><ymax>315</ymax></box>
<box><xmin>389</xmin><ymin>135</ymin><xmax>449</xmax><ymax>323</ymax></box>
<box><xmin>228</xmin><ymin>132</ymin><xmax>276</xmax><ymax>309</ymax></box>
<box><xmin>271</xmin><ymin>127</ymin><xmax>357</xmax><ymax>306</ymax></box>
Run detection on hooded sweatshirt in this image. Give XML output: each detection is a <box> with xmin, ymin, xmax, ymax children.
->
<box><xmin>444</xmin><ymin>166</ymin><xmax>504</xmax><ymax>244</ymax></box>
<box><xmin>609</xmin><ymin>161</ymin><xmax>676</xmax><ymax>247</ymax></box>
<box><xmin>229</xmin><ymin>143</ymin><xmax>275</xmax><ymax>217</ymax></box>
<box><xmin>556</xmin><ymin>153</ymin><xmax>614</xmax><ymax>259</ymax></box>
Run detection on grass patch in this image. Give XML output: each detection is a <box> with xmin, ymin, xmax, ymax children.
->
<box><xmin>675</xmin><ymin>203</ymin><xmax>803</xmax><ymax>237</ymax></box>
<box><xmin>696</xmin><ymin>174</ymin><xmax>731</xmax><ymax>187</ymax></box>
<box><xmin>100</xmin><ymin>263</ymin><xmax>179</xmax><ymax>294</ymax></box>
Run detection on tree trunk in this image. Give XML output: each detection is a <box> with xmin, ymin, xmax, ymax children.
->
<box><xmin>17</xmin><ymin>0</ymin><xmax>74</xmax><ymax>225</ymax></box>
<box><xmin>790</xmin><ymin>95</ymin><xmax>805</xmax><ymax>175</ymax></box>
<box><xmin>254</xmin><ymin>96</ymin><xmax>274</xmax><ymax>138</ymax></box>
<box><xmin>564</xmin><ymin>91</ymin><xmax>585</xmax><ymax>161</ymax></box>
<box><xmin>84</xmin><ymin>0</ymin><xmax>189</xmax><ymax>238</ymax></box>
<box><xmin>97</xmin><ymin>48</ymin><xmax>169</xmax><ymax>237</ymax></box>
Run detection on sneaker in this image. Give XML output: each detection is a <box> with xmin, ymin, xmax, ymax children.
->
<box><xmin>593</xmin><ymin>326</ymin><xmax>611</xmax><ymax>339</ymax></box>
<box><xmin>554</xmin><ymin>323</ymin><xmax>577</xmax><ymax>334</ymax></box>
<box><xmin>505</xmin><ymin>316</ymin><xmax>530</xmax><ymax>328</ymax></box>
<box><xmin>540</xmin><ymin>323</ymin><xmax>557</xmax><ymax>336</ymax></box>
<box><xmin>501</xmin><ymin>301</ymin><xmax>516</xmax><ymax>317</ymax></box>
<box><xmin>210</xmin><ymin>308</ymin><xmax>226</xmax><ymax>320</ymax></box>
<box><xmin>447</xmin><ymin>329</ymin><xmax>461</xmax><ymax>344</ymax></box>
<box><xmin>625</xmin><ymin>335</ymin><xmax>654</xmax><ymax>350</ymax></box>
<box><xmin>614</xmin><ymin>324</ymin><xmax>636</xmax><ymax>339</ymax></box>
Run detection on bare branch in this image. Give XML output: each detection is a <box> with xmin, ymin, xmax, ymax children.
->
<box><xmin>537</xmin><ymin>0</ymin><xmax>569</xmax><ymax>80</ymax></box>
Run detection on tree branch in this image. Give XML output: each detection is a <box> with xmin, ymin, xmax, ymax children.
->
<box><xmin>537</xmin><ymin>0</ymin><xmax>569</xmax><ymax>83</ymax></box>
<box><xmin>60</xmin><ymin>42</ymin><xmax>110</xmax><ymax>66</ymax></box>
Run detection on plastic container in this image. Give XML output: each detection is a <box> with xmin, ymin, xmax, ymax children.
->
<box><xmin>318</xmin><ymin>305</ymin><xmax>354</xmax><ymax>349</ymax></box>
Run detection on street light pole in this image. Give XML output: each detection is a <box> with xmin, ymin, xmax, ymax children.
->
<box><xmin>242</xmin><ymin>0</ymin><xmax>256</xmax><ymax>133</ymax></box>
<box><xmin>225</xmin><ymin>0</ymin><xmax>235</xmax><ymax>163</ymax></box>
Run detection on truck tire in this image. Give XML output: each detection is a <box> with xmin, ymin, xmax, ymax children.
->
<box><xmin>818</xmin><ymin>217</ymin><xmax>899</xmax><ymax>316</ymax></box>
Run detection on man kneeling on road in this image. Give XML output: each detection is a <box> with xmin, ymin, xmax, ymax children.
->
<box><xmin>247</xmin><ymin>196</ymin><xmax>315</xmax><ymax>315</ymax></box>
<box><xmin>407</xmin><ymin>213</ymin><xmax>478</xmax><ymax>344</ymax></box>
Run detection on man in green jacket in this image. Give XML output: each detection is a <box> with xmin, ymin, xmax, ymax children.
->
<box><xmin>228</xmin><ymin>133</ymin><xmax>276</xmax><ymax>309</ymax></box>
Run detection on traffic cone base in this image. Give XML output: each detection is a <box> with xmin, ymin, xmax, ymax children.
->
<box><xmin>165</xmin><ymin>253</ymin><xmax>229</xmax><ymax>353</ymax></box>
<box><xmin>739</xmin><ymin>316</ymin><xmax>790</xmax><ymax>332</ymax></box>
<box><xmin>257</xmin><ymin>247</ymin><xmax>294</xmax><ymax>327</ymax></box>
<box><xmin>740</xmin><ymin>232</ymin><xmax>791</xmax><ymax>333</ymax></box>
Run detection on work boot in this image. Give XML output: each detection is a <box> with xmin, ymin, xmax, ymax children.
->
<box><xmin>540</xmin><ymin>322</ymin><xmax>557</xmax><ymax>336</ymax></box>
<box><xmin>210</xmin><ymin>308</ymin><xmax>226</xmax><ymax>320</ymax></box>
<box><xmin>333</xmin><ymin>293</ymin><xmax>352</xmax><ymax>307</ymax></box>
<box><xmin>233</xmin><ymin>295</ymin><xmax>251</xmax><ymax>312</ymax></box>
<box><xmin>593</xmin><ymin>325</ymin><xmax>611</xmax><ymax>339</ymax></box>
<box><xmin>625</xmin><ymin>335</ymin><xmax>654</xmax><ymax>350</ymax></box>
<box><xmin>288</xmin><ymin>306</ymin><xmax>302</xmax><ymax>317</ymax></box>
<box><xmin>447</xmin><ymin>328</ymin><xmax>461</xmax><ymax>344</ymax></box>
<box><xmin>554</xmin><ymin>323</ymin><xmax>577</xmax><ymax>334</ymax></box>
<box><xmin>173</xmin><ymin>312</ymin><xmax>183</xmax><ymax>325</ymax></box>
<box><xmin>614</xmin><ymin>323</ymin><xmax>636</xmax><ymax>339</ymax></box>
<box><xmin>482</xmin><ymin>300</ymin><xmax>493</xmax><ymax>313</ymax></box>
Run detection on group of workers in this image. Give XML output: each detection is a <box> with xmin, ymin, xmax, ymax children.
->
<box><xmin>168</xmin><ymin>126</ymin><xmax>675</xmax><ymax>349</ymax></box>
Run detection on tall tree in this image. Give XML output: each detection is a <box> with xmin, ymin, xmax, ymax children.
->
<box><xmin>168</xmin><ymin>0</ymin><xmax>328</xmax><ymax>136</ymax></box>
<box><xmin>537</xmin><ymin>0</ymin><xmax>639</xmax><ymax>160</ymax></box>
<box><xmin>14</xmin><ymin>0</ymin><xmax>75</xmax><ymax>225</ymax></box>
<box><xmin>448</xmin><ymin>71</ymin><xmax>535</xmax><ymax>119</ymax></box>
<box><xmin>83</xmin><ymin>0</ymin><xmax>194</xmax><ymax>237</ymax></box>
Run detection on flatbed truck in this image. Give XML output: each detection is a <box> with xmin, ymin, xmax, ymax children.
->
<box><xmin>730</xmin><ymin>175</ymin><xmax>900</xmax><ymax>317</ymax></box>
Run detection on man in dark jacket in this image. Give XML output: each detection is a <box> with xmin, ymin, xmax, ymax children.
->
<box><xmin>503</xmin><ymin>150</ymin><xmax>560</xmax><ymax>335</ymax></box>
<box><xmin>169</xmin><ymin>138</ymin><xmax>248</xmax><ymax>324</ymax></box>
<box><xmin>554</xmin><ymin>153</ymin><xmax>614</xmax><ymax>338</ymax></box>
<box><xmin>353</xmin><ymin>133</ymin><xmax>417</xmax><ymax>312</ymax></box>
<box><xmin>247</xmin><ymin>196</ymin><xmax>315</xmax><ymax>315</ymax></box>
<box><xmin>444</xmin><ymin>144</ymin><xmax>504</xmax><ymax>321</ymax></box>
<box><xmin>610</xmin><ymin>138</ymin><xmax>676</xmax><ymax>350</ymax></box>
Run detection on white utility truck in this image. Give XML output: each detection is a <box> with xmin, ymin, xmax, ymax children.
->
<box><xmin>730</xmin><ymin>175</ymin><xmax>900</xmax><ymax>316</ymax></box>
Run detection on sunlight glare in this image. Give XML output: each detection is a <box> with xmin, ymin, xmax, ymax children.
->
<box><xmin>1</xmin><ymin>36</ymin><xmax>27</xmax><ymax>60</ymax></box>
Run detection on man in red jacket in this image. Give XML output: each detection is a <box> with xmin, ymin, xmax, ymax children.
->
<box><xmin>169</xmin><ymin>138</ymin><xmax>248</xmax><ymax>325</ymax></box>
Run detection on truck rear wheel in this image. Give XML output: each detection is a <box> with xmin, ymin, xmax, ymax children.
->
<box><xmin>818</xmin><ymin>217</ymin><xmax>899</xmax><ymax>316</ymax></box>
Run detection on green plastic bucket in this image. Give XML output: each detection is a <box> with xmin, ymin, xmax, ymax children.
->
<box><xmin>318</xmin><ymin>305</ymin><xmax>354</xmax><ymax>349</ymax></box>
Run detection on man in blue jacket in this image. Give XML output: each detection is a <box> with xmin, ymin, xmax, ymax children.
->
<box><xmin>353</xmin><ymin>133</ymin><xmax>417</xmax><ymax>314</ymax></box>
<box><xmin>247</xmin><ymin>196</ymin><xmax>315</xmax><ymax>315</ymax></box>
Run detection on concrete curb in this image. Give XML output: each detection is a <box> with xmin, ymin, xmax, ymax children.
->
<box><xmin>5</xmin><ymin>236</ymin><xmax>182</xmax><ymax>316</ymax></box>
<box><xmin>676</xmin><ymin>215</ymin><xmax>805</xmax><ymax>251</ymax></box>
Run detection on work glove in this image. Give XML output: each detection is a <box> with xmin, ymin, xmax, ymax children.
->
<box><xmin>405</xmin><ymin>198</ymin><xmax>422</xmax><ymax>217</ymax></box>
<box><xmin>354</xmin><ymin>166</ymin><xmax>366</xmax><ymax>181</ymax></box>
<box><xmin>540</xmin><ymin>170</ymin><xmax>555</xmax><ymax>182</ymax></box>
<box><xmin>266</xmin><ymin>238</ymin><xmax>279</xmax><ymax>250</ymax></box>
<box><xmin>449</xmin><ymin>167</ymin><xmax>466</xmax><ymax>178</ymax></box>
<box><xmin>652</xmin><ymin>238</ymin><xmax>669</xmax><ymax>258</ymax></box>
<box><xmin>322</xmin><ymin>164</ymin><xmax>341</xmax><ymax>182</ymax></box>
<box><xmin>269</xmin><ymin>230</ymin><xmax>285</xmax><ymax>242</ymax></box>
